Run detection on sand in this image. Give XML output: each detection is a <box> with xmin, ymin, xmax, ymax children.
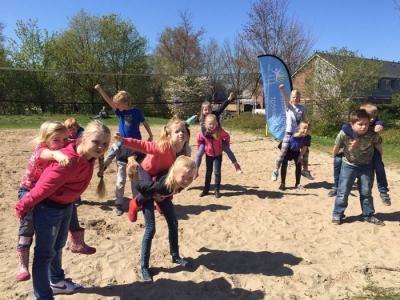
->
<box><xmin>1</xmin><ymin>124</ymin><xmax>400</xmax><ymax>300</ymax></box>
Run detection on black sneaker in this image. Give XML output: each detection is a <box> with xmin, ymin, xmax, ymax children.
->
<box><xmin>327</xmin><ymin>188</ymin><xmax>337</xmax><ymax>197</ymax></box>
<box><xmin>141</xmin><ymin>267</ymin><xmax>153</xmax><ymax>283</ymax></box>
<box><xmin>380</xmin><ymin>193</ymin><xmax>391</xmax><ymax>206</ymax></box>
<box><xmin>199</xmin><ymin>191</ymin><xmax>209</xmax><ymax>197</ymax></box>
<box><xmin>115</xmin><ymin>205</ymin><xmax>123</xmax><ymax>216</ymax></box>
<box><xmin>365</xmin><ymin>217</ymin><xmax>385</xmax><ymax>226</ymax></box>
<box><xmin>172</xmin><ymin>256</ymin><xmax>192</xmax><ymax>268</ymax></box>
<box><xmin>215</xmin><ymin>189</ymin><xmax>221</xmax><ymax>198</ymax></box>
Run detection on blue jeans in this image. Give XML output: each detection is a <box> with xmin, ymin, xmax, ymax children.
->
<box><xmin>332</xmin><ymin>152</ymin><xmax>344</xmax><ymax>189</ymax></box>
<box><xmin>140</xmin><ymin>197</ymin><xmax>179</xmax><ymax>268</ymax></box>
<box><xmin>195</xmin><ymin>140</ymin><xmax>237</xmax><ymax>168</ymax></box>
<box><xmin>332</xmin><ymin>162</ymin><xmax>375</xmax><ymax>220</ymax></box>
<box><xmin>32</xmin><ymin>203</ymin><xmax>73</xmax><ymax>300</ymax></box>
<box><xmin>203</xmin><ymin>154</ymin><xmax>222</xmax><ymax>193</ymax></box>
<box><xmin>333</xmin><ymin>150</ymin><xmax>388</xmax><ymax>193</ymax></box>
<box><xmin>17</xmin><ymin>186</ymin><xmax>34</xmax><ymax>249</ymax></box>
<box><xmin>373</xmin><ymin>150</ymin><xmax>388</xmax><ymax>193</ymax></box>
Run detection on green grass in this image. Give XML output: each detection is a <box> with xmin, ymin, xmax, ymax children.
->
<box><xmin>0</xmin><ymin>114</ymin><xmax>168</xmax><ymax>129</ymax></box>
<box><xmin>349</xmin><ymin>285</ymin><xmax>400</xmax><ymax>299</ymax></box>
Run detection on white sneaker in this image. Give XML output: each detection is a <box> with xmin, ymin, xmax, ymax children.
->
<box><xmin>50</xmin><ymin>278</ymin><xmax>83</xmax><ymax>294</ymax></box>
<box><xmin>271</xmin><ymin>170</ymin><xmax>278</xmax><ymax>181</ymax></box>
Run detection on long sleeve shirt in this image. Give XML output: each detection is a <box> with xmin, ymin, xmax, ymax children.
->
<box><xmin>15</xmin><ymin>143</ymin><xmax>95</xmax><ymax>217</ymax></box>
<box><xmin>196</xmin><ymin>128</ymin><xmax>230</xmax><ymax>157</ymax></box>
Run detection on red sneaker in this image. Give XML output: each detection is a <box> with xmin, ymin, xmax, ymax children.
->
<box><xmin>154</xmin><ymin>201</ymin><xmax>163</xmax><ymax>215</ymax></box>
<box><xmin>128</xmin><ymin>198</ymin><xmax>142</xmax><ymax>222</ymax></box>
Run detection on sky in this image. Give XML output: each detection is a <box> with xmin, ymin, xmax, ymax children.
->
<box><xmin>1</xmin><ymin>0</ymin><xmax>400</xmax><ymax>63</ymax></box>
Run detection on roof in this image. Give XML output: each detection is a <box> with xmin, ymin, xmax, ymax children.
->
<box><xmin>293</xmin><ymin>52</ymin><xmax>400</xmax><ymax>78</ymax></box>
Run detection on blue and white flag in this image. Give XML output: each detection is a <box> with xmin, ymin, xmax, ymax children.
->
<box><xmin>258</xmin><ymin>55</ymin><xmax>292</xmax><ymax>140</ymax></box>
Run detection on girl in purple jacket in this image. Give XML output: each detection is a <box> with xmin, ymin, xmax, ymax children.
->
<box><xmin>196</xmin><ymin>114</ymin><xmax>230</xmax><ymax>198</ymax></box>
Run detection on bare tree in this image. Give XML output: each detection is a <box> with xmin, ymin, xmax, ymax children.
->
<box><xmin>240</xmin><ymin>0</ymin><xmax>316</xmax><ymax>73</ymax></box>
<box><xmin>202</xmin><ymin>38</ymin><xmax>227</xmax><ymax>101</ymax></box>
<box><xmin>221</xmin><ymin>37</ymin><xmax>259</xmax><ymax>98</ymax></box>
<box><xmin>154</xmin><ymin>9</ymin><xmax>205</xmax><ymax>75</ymax></box>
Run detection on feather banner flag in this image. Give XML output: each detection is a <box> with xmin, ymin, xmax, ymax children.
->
<box><xmin>258</xmin><ymin>55</ymin><xmax>293</xmax><ymax>140</ymax></box>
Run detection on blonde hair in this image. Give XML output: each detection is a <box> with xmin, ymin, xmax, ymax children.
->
<box><xmin>157</xmin><ymin>114</ymin><xmax>190</xmax><ymax>153</ymax></box>
<box><xmin>127</xmin><ymin>156</ymin><xmax>139</xmax><ymax>181</ymax></box>
<box><xmin>200</xmin><ymin>101</ymin><xmax>212</xmax><ymax>119</ymax></box>
<box><xmin>205</xmin><ymin>114</ymin><xmax>221</xmax><ymax>140</ymax></box>
<box><xmin>298</xmin><ymin>121</ymin><xmax>311</xmax><ymax>131</ymax></box>
<box><xmin>113</xmin><ymin>90</ymin><xmax>131</xmax><ymax>105</ymax></box>
<box><xmin>360</xmin><ymin>102</ymin><xmax>378</xmax><ymax>114</ymax></box>
<box><xmin>31</xmin><ymin>121</ymin><xmax>69</xmax><ymax>147</ymax></box>
<box><xmin>164</xmin><ymin>156</ymin><xmax>197</xmax><ymax>192</ymax></box>
<box><xmin>64</xmin><ymin>117</ymin><xmax>81</xmax><ymax>129</ymax></box>
<box><xmin>80</xmin><ymin>120</ymin><xmax>111</xmax><ymax>199</ymax></box>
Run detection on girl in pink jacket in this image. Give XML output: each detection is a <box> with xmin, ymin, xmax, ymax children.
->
<box><xmin>197</xmin><ymin>114</ymin><xmax>230</xmax><ymax>198</ymax></box>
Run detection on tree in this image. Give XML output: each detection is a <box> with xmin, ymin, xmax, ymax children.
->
<box><xmin>7</xmin><ymin>19</ymin><xmax>57</xmax><ymax>113</ymax></box>
<box><xmin>50</xmin><ymin>10</ymin><xmax>150</xmax><ymax>112</ymax></box>
<box><xmin>202</xmin><ymin>38</ymin><xmax>227</xmax><ymax>102</ymax></box>
<box><xmin>240</xmin><ymin>0</ymin><xmax>316</xmax><ymax>74</ymax></box>
<box><xmin>164</xmin><ymin>76</ymin><xmax>211</xmax><ymax>118</ymax></box>
<box><xmin>221</xmin><ymin>37</ymin><xmax>259</xmax><ymax>100</ymax></box>
<box><xmin>154</xmin><ymin>9</ymin><xmax>205</xmax><ymax>75</ymax></box>
<box><xmin>304</xmin><ymin>48</ymin><xmax>384</xmax><ymax>134</ymax></box>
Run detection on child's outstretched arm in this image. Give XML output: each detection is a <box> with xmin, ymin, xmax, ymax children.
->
<box><xmin>213</xmin><ymin>92</ymin><xmax>235</xmax><ymax>117</ymax></box>
<box><xmin>279</xmin><ymin>84</ymin><xmax>290</xmax><ymax>110</ymax></box>
<box><xmin>94</xmin><ymin>84</ymin><xmax>118</xmax><ymax>110</ymax></box>
<box><xmin>142</xmin><ymin>120</ymin><xmax>154</xmax><ymax>142</ymax></box>
<box><xmin>40</xmin><ymin>149</ymin><xmax>72</xmax><ymax>167</ymax></box>
<box><xmin>186</xmin><ymin>115</ymin><xmax>198</xmax><ymax>124</ymax></box>
<box><xmin>114</xmin><ymin>132</ymin><xmax>163</xmax><ymax>156</ymax></box>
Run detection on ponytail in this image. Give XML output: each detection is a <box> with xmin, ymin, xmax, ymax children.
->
<box><xmin>96</xmin><ymin>154</ymin><xmax>106</xmax><ymax>199</ymax></box>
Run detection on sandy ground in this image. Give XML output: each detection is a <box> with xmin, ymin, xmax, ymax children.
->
<box><xmin>1</xmin><ymin>124</ymin><xmax>400</xmax><ymax>300</ymax></box>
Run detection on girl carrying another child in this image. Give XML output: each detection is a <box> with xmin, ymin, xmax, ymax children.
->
<box><xmin>278</xmin><ymin>121</ymin><xmax>311</xmax><ymax>191</ymax></box>
<box><xmin>114</xmin><ymin>115</ymin><xmax>192</xmax><ymax>283</ymax></box>
<box><xmin>197</xmin><ymin>114</ymin><xmax>230</xmax><ymax>198</ymax></box>
<box><xmin>15</xmin><ymin>120</ymin><xmax>111</xmax><ymax>299</ymax></box>
<box><xmin>271</xmin><ymin>84</ymin><xmax>312</xmax><ymax>181</ymax></box>
<box><xmin>187</xmin><ymin>92</ymin><xmax>242</xmax><ymax>177</ymax></box>
<box><xmin>16</xmin><ymin>121</ymin><xmax>71</xmax><ymax>281</ymax></box>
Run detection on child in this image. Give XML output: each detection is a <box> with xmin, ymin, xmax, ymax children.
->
<box><xmin>331</xmin><ymin>109</ymin><xmax>384</xmax><ymax>226</ymax></box>
<box><xmin>328</xmin><ymin>103</ymin><xmax>390</xmax><ymax>206</ymax></box>
<box><xmin>95</xmin><ymin>84</ymin><xmax>153</xmax><ymax>213</ymax></box>
<box><xmin>114</xmin><ymin>115</ymin><xmax>192</xmax><ymax>283</ymax></box>
<box><xmin>93</xmin><ymin>106</ymin><xmax>110</xmax><ymax>119</ymax></box>
<box><xmin>133</xmin><ymin>156</ymin><xmax>197</xmax><ymax>201</ymax></box>
<box><xmin>271</xmin><ymin>84</ymin><xmax>312</xmax><ymax>181</ymax></box>
<box><xmin>106</xmin><ymin>142</ymin><xmax>146</xmax><ymax>216</ymax></box>
<box><xmin>15</xmin><ymin>120</ymin><xmax>111</xmax><ymax>298</ymax></box>
<box><xmin>278</xmin><ymin>121</ymin><xmax>311</xmax><ymax>191</ymax></box>
<box><xmin>187</xmin><ymin>92</ymin><xmax>242</xmax><ymax>177</ymax></box>
<box><xmin>16</xmin><ymin>121</ymin><xmax>71</xmax><ymax>281</ymax></box>
<box><xmin>197</xmin><ymin>114</ymin><xmax>230</xmax><ymax>198</ymax></box>
<box><xmin>65</xmin><ymin>118</ymin><xmax>85</xmax><ymax>206</ymax></box>
<box><xmin>64</xmin><ymin>117</ymin><xmax>84</xmax><ymax>141</ymax></box>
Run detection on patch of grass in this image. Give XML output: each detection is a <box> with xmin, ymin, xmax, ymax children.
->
<box><xmin>0</xmin><ymin>114</ymin><xmax>168</xmax><ymax>129</ymax></box>
<box><xmin>350</xmin><ymin>284</ymin><xmax>400</xmax><ymax>299</ymax></box>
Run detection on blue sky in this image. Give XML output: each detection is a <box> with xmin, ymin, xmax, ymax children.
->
<box><xmin>1</xmin><ymin>0</ymin><xmax>399</xmax><ymax>63</ymax></box>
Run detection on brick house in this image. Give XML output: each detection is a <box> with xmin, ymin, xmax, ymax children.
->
<box><xmin>292</xmin><ymin>52</ymin><xmax>400</xmax><ymax>104</ymax></box>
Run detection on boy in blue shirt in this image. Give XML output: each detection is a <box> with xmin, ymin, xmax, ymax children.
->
<box><xmin>328</xmin><ymin>103</ymin><xmax>390</xmax><ymax>206</ymax></box>
<box><xmin>95</xmin><ymin>84</ymin><xmax>153</xmax><ymax>215</ymax></box>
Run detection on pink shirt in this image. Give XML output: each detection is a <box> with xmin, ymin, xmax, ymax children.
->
<box><xmin>15</xmin><ymin>143</ymin><xmax>95</xmax><ymax>217</ymax></box>
<box><xmin>20</xmin><ymin>146</ymin><xmax>50</xmax><ymax>190</ymax></box>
